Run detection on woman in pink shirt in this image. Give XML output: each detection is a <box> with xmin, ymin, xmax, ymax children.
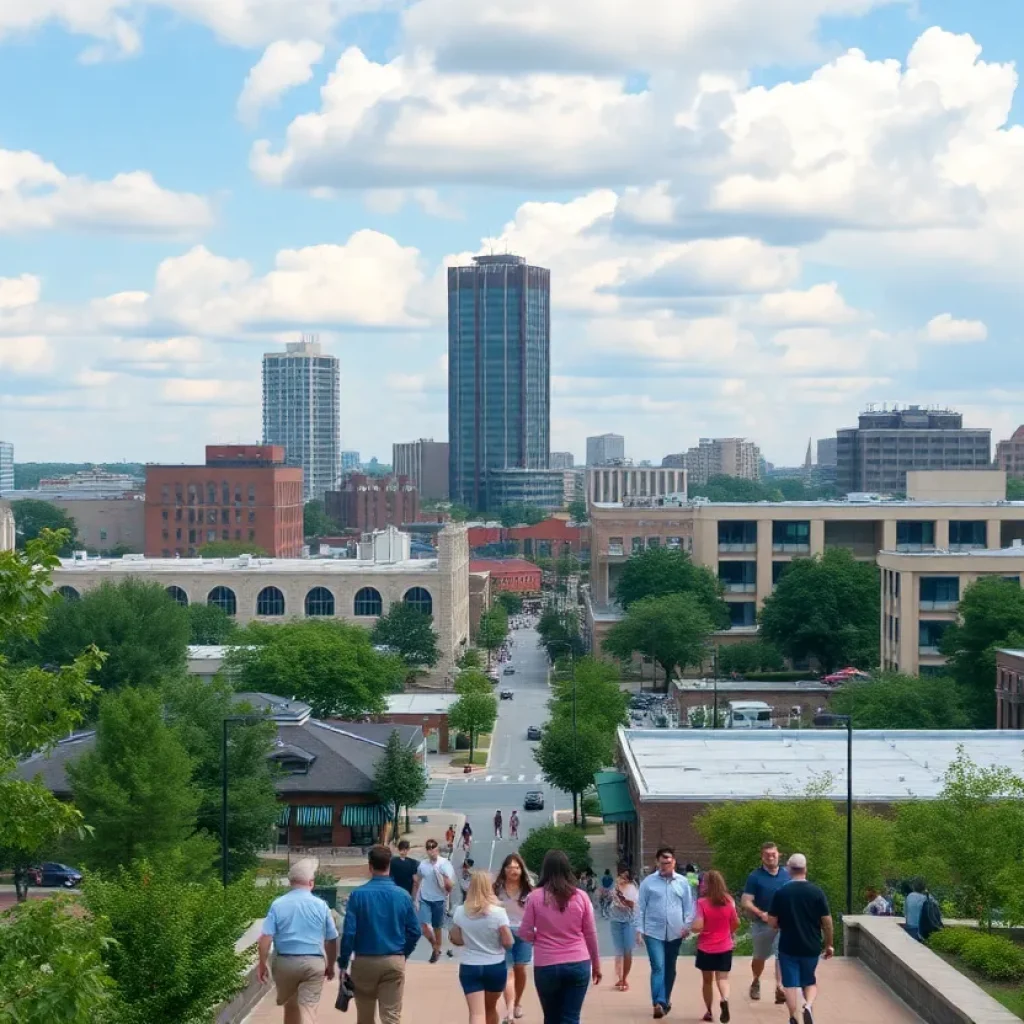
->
<box><xmin>690</xmin><ymin>870</ymin><xmax>740</xmax><ymax>1023</ymax></box>
<box><xmin>518</xmin><ymin>851</ymin><xmax>601</xmax><ymax>1024</ymax></box>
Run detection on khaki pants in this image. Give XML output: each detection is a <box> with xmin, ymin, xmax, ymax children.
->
<box><xmin>350</xmin><ymin>955</ymin><xmax>406</xmax><ymax>1024</ymax></box>
<box><xmin>272</xmin><ymin>954</ymin><xmax>325</xmax><ymax>1024</ymax></box>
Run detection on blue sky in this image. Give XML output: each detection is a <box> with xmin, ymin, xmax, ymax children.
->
<box><xmin>0</xmin><ymin>0</ymin><xmax>1022</xmax><ymax>467</ymax></box>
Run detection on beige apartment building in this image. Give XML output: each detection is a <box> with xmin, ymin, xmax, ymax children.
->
<box><xmin>996</xmin><ymin>426</ymin><xmax>1024</xmax><ymax>479</ymax></box>
<box><xmin>685</xmin><ymin>437</ymin><xmax>762</xmax><ymax>485</ymax></box>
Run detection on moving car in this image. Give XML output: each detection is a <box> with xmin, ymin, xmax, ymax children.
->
<box><xmin>500</xmin><ymin>690</ymin><xmax>514</xmax><ymax>700</ymax></box>
<box><xmin>34</xmin><ymin>862</ymin><xmax>83</xmax><ymax>888</ymax></box>
<box><xmin>523</xmin><ymin>791</ymin><xmax>545</xmax><ymax>811</ymax></box>
<box><xmin>526</xmin><ymin>725</ymin><xmax>542</xmax><ymax>740</ymax></box>
<box><xmin>503</xmin><ymin>666</ymin><xmax>515</xmax><ymax>675</ymax></box>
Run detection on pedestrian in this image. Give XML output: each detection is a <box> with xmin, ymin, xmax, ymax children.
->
<box><xmin>416</xmin><ymin>838</ymin><xmax>457</xmax><ymax>963</ymax></box>
<box><xmin>766</xmin><ymin>853</ymin><xmax>834</xmax><ymax>1024</ymax></box>
<box><xmin>635</xmin><ymin>845</ymin><xmax>695</xmax><ymax>1020</ymax></box>
<box><xmin>494</xmin><ymin>853</ymin><xmax>534</xmax><ymax>1022</ymax></box>
<box><xmin>609</xmin><ymin>863</ymin><xmax>639</xmax><ymax>992</ymax></box>
<box><xmin>598</xmin><ymin>868</ymin><xmax>614</xmax><ymax>919</ymax></box>
<box><xmin>463</xmin><ymin>822</ymin><xmax>474</xmax><ymax>852</ymax></box>
<box><xmin>903</xmin><ymin>877</ymin><xmax>927</xmax><ymax>941</ymax></box>
<box><xmin>690</xmin><ymin>869</ymin><xmax>740</xmax><ymax>1023</ymax></box>
<box><xmin>494</xmin><ymin>810</ymin><xmax>503</xmax><ymax>839</ymax></box>
<box><xmin>519</xmin><ymin>850</ymin><xmax>601</xmax><ymax>1024</ymax></box>
<box><xmin>257</xmin><ymin>858</ymin><xmax>340</xmax><ymax>1024</ymax></box>
<box><xmin>389</xmin><ymin>840</ymin><xmax>419</xmax><ymax>897</ymax></box>
<box><xmin>509</xmin><ymin>810</ymin><xmax>520</xmax><ymax>841</ymax></box>
<box><xmin>338</xmin><ymin>846</ymin><xmax>421</xmax><ymax>1024</ymax></box>
<box><xmin>863</xmin><ymin>887</ymin><xmax>891</xmax><ymax>917</ymax></box>
<box><xmin>446</xmin><ymin>825</ymin><xmax>457</xmax><ymax>856</ymax></box>
<box><xmin>460</xmin><ymin>858</ymin><xmax>476</xmax><ymax>903</ymax></box>
<box><xmin>451</xmin><ymin>871</ymin><xmax>515</xmax><ymax>1024</ymax></box>
<box><xmin>740</xmin><ymin>840</ymin><xmax>790</xmax><ymax>1005</ymax></box>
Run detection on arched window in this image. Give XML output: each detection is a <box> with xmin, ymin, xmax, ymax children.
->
<box><xmin>403</xmin><ymin>587</ymin><xmax>433</xmax><ymax>616</ymax></box>
<box><xmin>256</xmin><ymin>586</ymin><xmax>285</xmax><ymax>617</ymax></box>
<box><xmin>207</xmin><ymin>586</ymin><xmax>237</xmax><ymax>616</ymax></box>
<box><xmin>353</xmin><ymin>587</ymin><xmax>383</xmax><ymax>617</ymax></box>
<box><xmin>166</xmin><ymin>586</ymin><xmax>189</xmax><ymax>607</ymax></box>
<box><xmin>57</xmin><ymin>586</ymin><xmax>80</xmax><ymax>602</ymax></box>
<box><xmin>305</xmin><ymin>587</ymin><xmax>335</xmax><ymax>617</ymax></box>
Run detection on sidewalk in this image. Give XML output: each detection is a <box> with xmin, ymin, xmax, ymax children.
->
<box><xmin>245</xmin><ymin>956</ymin><xmax>921</xmax><ymax>1023</ymax></box>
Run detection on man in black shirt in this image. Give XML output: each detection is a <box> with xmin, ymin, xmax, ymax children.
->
<box><xmin>767</xmin><ymin>854</ymin><xmax>834</xmax><ymax>1024</ymax></box>
<box><xmin>389</xmin><ymin>840</ymin><xmax>419</xmax><ymax>897</ymax></box>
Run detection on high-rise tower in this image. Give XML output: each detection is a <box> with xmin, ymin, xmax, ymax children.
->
<box><xmin>448</xmin><ymin>255</ymin><xmax>551</xmax><ymax>510</ymax></box>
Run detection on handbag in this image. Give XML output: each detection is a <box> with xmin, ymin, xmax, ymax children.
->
<box><xmin>335</xmin><ymin>973</ymin><xmax>355</xmax><ymax>1012</ymax></box>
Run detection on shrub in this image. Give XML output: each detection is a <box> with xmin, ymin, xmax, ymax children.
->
<box><xmin>960</xmin><ymin>932</ymin><xmax>1024</xmax><ymax>982</ymax></box>
<box><xmin>581</xmin><ymin>793</ymin><xmax>601</xmax><ymax>819</ymax></box>
<box><xmin>928</xmin><ymin>926</ymin><xmax>975</xmax><ymax>957</ymax></box>
<box><xmin>519</xmin><ymin>824</ymin><xmax>592</xmax><ymax>875</ymax></box>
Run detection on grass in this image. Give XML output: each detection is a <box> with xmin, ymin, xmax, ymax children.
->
<box><xmin>451</xmin><ymin>750</ymin><xmax>488</xmax><ymax>767</ymax></box>
<box><xmin>255</xmin><ymin>858</ymin><xmax>289</xmax><ymax>878</ymax></box>
<box><xmin>933</xmin><ymin>948</ymin><xmax>1024</xmax><ymax>1019</ymax></box>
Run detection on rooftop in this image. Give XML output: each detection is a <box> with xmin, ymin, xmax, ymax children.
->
<box><xmin>56</xmin><ymin>555</ymin><xmax>439</xmax><ymax>574</ymax></box>
<box><xmin>469</xmin><ymin>558</ymin><xmax>541</xmax><ymax>573</ymax></box>
<box><xmin>593</xmin><ymin>498</ymin><xmax>1024</xmax><ymax>510</ymax></box>
<box><xmin>384</xmin><ymin>693</ymin><xmax>460</xmax><ymax>715</ymax></box>
<box><xmin>674</xmin><ymin>678</ymin><xmax>834</xmax><ymax>694</ymax></box>
<box><xmin>879</xmin><ymin>545</ymin><xmax>1024</xmax><ymax>559</ymax></box>
<box><xmin>619</xmin><ymin>728</ymin><xmax>1024</xmax><ymax>802</ymax></box>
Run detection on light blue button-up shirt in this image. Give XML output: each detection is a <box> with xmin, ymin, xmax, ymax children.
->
<box><xmin>635</xmin><ymin>871</ymin><xmax>696</xmax><ymax>941</ymax></box>
<box><xmin>262</xmin><ymin>887</ymin><xmax>339</xmax><ymax>956</ymax></box>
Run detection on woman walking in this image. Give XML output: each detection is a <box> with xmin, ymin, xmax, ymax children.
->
<box><xmin>494</xmin><ymin>853</ymin><xmax>533</xmax><ymax>1022</ymax></box>
<box><xmin>451</xmin><ymin>871</ymin><xmax>515</xmax><ymax>1024</ymax></box>
<box><xmin>608</xmin><ymin>863</ymin><xmax>639</xmax><ymax>991</ymax></box>
<box><xmin>519</xmin><ymin>851</ymin><xmax>601</xmax><ymax>1024</ymax></box>
<box><xmin>690</xmin><ymin>869</ymin><xmax>740</xmax><ymax>1023</ymax></box>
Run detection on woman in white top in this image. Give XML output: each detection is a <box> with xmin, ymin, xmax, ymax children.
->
<box><xmin>494</xmin><ymin>853</ymin><xmax>534</xmax><ymax>1021</ymax></box>
<box><xmin>451</xmin><ymin>871</ymin><xmax>515</xmax><ymax>1024</ymax></box>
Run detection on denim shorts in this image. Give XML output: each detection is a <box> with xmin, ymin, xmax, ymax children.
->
<box><xmin>779</xmin><ymin>953</ymin><xmax>819</xmax><ymax>989</ymax></box>
<box><xmin>609</xmin><ymin>919</ymin><xmax>634</xmax><ymax>956</ymax></box>
<box><xmin>460</xmin><ymin>961</ymin><xmax>508</xmax><ymax>994</ymax></box>
<box><xmin>419</xmin><ymin>899</ymin><xmax>445</xmax><ymax>929</ymax></box>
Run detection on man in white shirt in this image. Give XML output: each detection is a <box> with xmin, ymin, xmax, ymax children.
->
<box><xmin>415</xmin><ymin>838</ymin><xmax>456</xmax><ymax>963</ymax></box>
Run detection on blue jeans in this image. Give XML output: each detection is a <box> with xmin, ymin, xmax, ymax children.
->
<box><xmin>645</xmin><ymin>937</ymin><xmax>682</xmax><ymax>1009</ymax></box>
<box><xmin>534</xmin><ymin>960</ymin><xmax>590</xmax><ymax>1024</ymax></box>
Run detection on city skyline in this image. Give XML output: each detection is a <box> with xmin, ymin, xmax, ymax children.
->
<box><xmin>0</xmin><ymin>5</ymin><xmax>1021</xmax><ymax>465</ymax></box>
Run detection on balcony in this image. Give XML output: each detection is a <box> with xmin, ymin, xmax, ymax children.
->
<box><xmin>719</xmin><ymin>542</ymin><xmax>757</xmax><ymax>553</ymax></box>
<box><xmin>772</xmin><ymin>542</ymin><xmax>810</xmax><ymax>553</ymax></box>
<box><xmin>723</xmin><ymin>582</ymin><xmax>756</xmax><ymax>594</ymax></box>
<box><xmin>919</xmin><ymin>600</ymin><xmax>958</xmax><ymax>612</ymax></box>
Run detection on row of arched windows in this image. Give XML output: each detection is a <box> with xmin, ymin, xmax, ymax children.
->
<box><xmin>57</xmin><ymin>584</ymin><xmax>432</xmax><ymax>619</ymax></box>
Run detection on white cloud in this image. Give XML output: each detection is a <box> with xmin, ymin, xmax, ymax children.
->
<box><xmin>0</xmin><ymin>335</ymin><xmax>53</xmax><ymax>374</ymax></box>
<box><xmin>237</xmin><ymin>40</ymin><xmax>325</xmax><ymax>125</ymax></box>
<box><xmin>923</xmin><ymin>313</ymin><xmax>988</xmax><ymax>344</ymax></box>
<box><xmin>0</xmin><ymin>275</ymin><xmax>42</xmax><ymax>309</ymax></box>
<box><xmin>742</xmin><ymin>283</ymin><xmax>861</xmax><ymax>326</ymax></box>
<box><xmin>159</xmin><ymin>378</ymin><xmax>254</xmax><ymax>405</ymax></box>
<box><xmin>364</xmin><ymin>188</ymin><xmax>463</xmax><ymax>220</ymax></box>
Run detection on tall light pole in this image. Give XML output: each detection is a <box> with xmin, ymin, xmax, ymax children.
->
<box><xmin>814</xmin><ymin>712</ymin><xmax>853</xmax><ymax>915</ymax></box>
<box><xmin>222</xmin><ymin>714</ymin><xmax>263</xmax><ymax>888</ymax></box>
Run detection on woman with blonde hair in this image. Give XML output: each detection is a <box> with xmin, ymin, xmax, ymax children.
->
<box><xmin>451</xmin><ymin>870</ymin><xmax>515</xmax><ymax>1024</ymax></box>
<box><xmin>690</xmin><ymin>869</ymin><xmax>740</xmax><ymax>1023</ymax></box>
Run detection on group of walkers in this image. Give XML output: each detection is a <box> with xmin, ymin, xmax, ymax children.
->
<box><xmin>442</xmin><ymin>813</ymin><xmax>520</xmax><ymax>855</ymax></box>
<box><xmin>259</xmin><ymin>838</ymin><xmax>836</xmax><ymax>1024</ymax></box>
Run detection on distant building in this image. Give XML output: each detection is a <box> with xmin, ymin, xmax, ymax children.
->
<box><xmin>0</xmin><ymin>441</ymin><xmax>14</xmax><ymax>494</ymax></box>
<box><xmin>587</xmin><ymin>466</ymin><xmax>686</xmax><ymax>504</ymax></box>
<box><xmin>816</xmin><ymin>438</ymin><xmax>838</xmax><ymax>468</ymax></box>
<box><xmin>587</xmin><ymin>434</ymin><xmax>625</xmax><ymax>466</ymax></box>
<box><xmin>37</xmin><ymin>468</ymin><xmax>140</xmax><ymax>495</ymax></box>
<box><xmin>341</xmin><ymin>451</ymin><xmax>361</xmax><ymax>475</ymax></box>
<box><xmin>996</xmin><ymin>426</ymin><xmax>1024</xmax><ymax>479</ymax></box>
<box><xmin>684</xmin><ymin>438</ymin><xmax>762</xmax><ymax>485</ymax></box>
<box><xmin>469</xmin><ymin>558</ymin><xmax>542</xmax><ymax>594</ymax></box>
<box><xmin>485</xmin><ymin>468</ymin><xmax>566</xmax><ymax>510</ymax></box>
<box><xmin>0</xmin><ymin>500</ymin><xmax>13</xmax><ymax>551</ymax></box>
<box><xmin>549</xmin><ymin>451</ymin><xmax>575</xmax><ymax>471</ymax></box>
<box><xmin>325</xmin><ymin>474</ymin><xmax>419</xmax><ymax>533</ymax></box>
<box><xmin>661</xmin><ymin>453</ymin><xmax>686</xmax><ymax>468</ymax></box>
<box><xmin>393</xmin><ymin>439</ymin><xmax>449</xmax><ymax>501</ymax></box>
<box><xmin>263</xmin><ymin>338</ymin><xmax>341</xmax><ymax>500</ymax></box>
<box><xmin>836</xmin><ymin>406</ymin><xmax>991</xmax><ymax>495</ymax></box>
<box><xmin>144</xmin><ymin>444</ymin><xmax>304</xmax><ymax>558</ymax></box>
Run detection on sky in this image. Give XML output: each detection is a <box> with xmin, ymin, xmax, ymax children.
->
<box><xmin>1</xmin><ymin>0</ymin><xmax>1023</xmax><ymax>468</ymax></box>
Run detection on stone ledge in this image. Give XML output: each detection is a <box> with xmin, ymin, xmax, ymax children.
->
<box><xmin>844</xmin><ymin>915</ymin><xmax>1019</xmax><ymax>1024</ymax></box>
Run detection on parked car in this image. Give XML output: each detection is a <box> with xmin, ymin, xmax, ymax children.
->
<box><xmin>503</xmin><ymin>666</ymin><xmax>515</xmax><ymax>675</ymax></box>
<box><xmin>523</xmin><ymin>791</ymin><xmax>545</xmax><ymax>811</ymax></box>
<box><xmin>526</xmin><ymin>725</ymin><xmax>542</xmax><ymax>740</ymax></box>
<box><xmin>34</xmin><ymin>862</ymin><xmax>83</xmax><ymax>888</ymax></box>
<box><xmin>500</xmin><ymin>690</ymin><xmax>514</xmax><ymax>700</ymax></box>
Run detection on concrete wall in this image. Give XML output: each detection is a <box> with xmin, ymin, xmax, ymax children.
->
<box><xmin>50</xmin><ymin>496</ymin><xmax>145</xmax><ymax>553</ymax></box>
<box><xmin>906</xmin><ymin>469</ymin><xmax>1006</xmax><ymax>502</ymax></box>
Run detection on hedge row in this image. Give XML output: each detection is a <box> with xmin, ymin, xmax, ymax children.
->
<box><xmin>929</xmin><ymin>927</ymin><xmax>1024</xmax><ymax>982</ymax></box>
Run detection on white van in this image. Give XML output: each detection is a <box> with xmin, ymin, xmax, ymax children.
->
<box><xmin>727</xmin><ymin>700</ymin><xmax>773</xmax><ymax>729</ymax></box>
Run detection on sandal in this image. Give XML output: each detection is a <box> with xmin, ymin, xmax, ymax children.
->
<box><xmin>514</xmin><ymin>1008</ymin><xmax>524</xmax><ymax>1019</ymax></box>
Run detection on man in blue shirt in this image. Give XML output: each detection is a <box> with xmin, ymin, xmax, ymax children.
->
<box><xmin>635</xmin><ymin>846</ymin><xmax>696</xmax><ymax>1019</ymax></box>
<box><xmin>741</xmin><ymin>841</ymin><xmax>791</xmax><ymax>1005</ymax></box>
<box><xmin>340</xmin><ymin>845</ymin><xmax>421</xmax><ymax>1024</ymax></box>
<box><xmin>258</xmin><ymin>858</ymin><xmax>339</xmax><ymax>1024</ymax></box>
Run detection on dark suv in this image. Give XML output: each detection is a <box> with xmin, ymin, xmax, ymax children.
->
<box><xmin>523</xmin><ymin>791</ymin><xmax>545</xmax><ymax>811</ymax></box>
<box><xmin>526</xmin><ymin>725</ymin><xmax>542</xmax><ymax>740</ymax></box>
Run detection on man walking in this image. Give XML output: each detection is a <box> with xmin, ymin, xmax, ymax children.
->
<box><xmin>635</xmin><ymin>846</ymin><xmax>696</xmax><ymax>1019</ymax></box>
<box><xmin>415</xmin><ymin>837</ymin><xmax>456</xmax><ymax>963</ymax></box>
<box><xmin>767</xmin><ymin>853</ymin><xmax>834</xmax><ymax>1024</ymax></box>
<box><xmin>258</xmin><ymin>859</ymin><xmax>339</xmax><ymax>1024</ymax></box>
<box><xmin>494</xmin><ymin>809</ymin><xmax>503</xmax><ymax>839</ymax></box>
<box><xmin>388</xmin><ymin>840</ymin><xmax>419</xmax><ymax>897</ymax></box>
<box><xmin>741</xmin><ymin>841</ymin><xmax>790</xmax><ymax>1005</ymax></box>
<box><xmin>339</xmin><ymin>845</ymin><xmax>421</xmax><ymax>1024</ymax></box>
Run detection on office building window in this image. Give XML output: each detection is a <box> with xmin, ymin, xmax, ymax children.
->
<box><xmin>256</xmin><ymin>586</ymin><xmax>285</xmax><ymax>616</ymax></box>
<box><xmin>896</xmin><ymin>521</ymin><xmax>935</xmax><ymax>549</ymax></box>
<box><xmin>919</xmin><ymin>577</ymin><xmax>959</xmax><ymax>607</ymax></box>
<box><xmin>949</xmin><ymin>521</ymin><xmax>986</xmax><ymax>548</ymax></box>
<box><xmin>166</xmin><ymin>586</ymin><xmax>189</xmax><ymax>607</ymax></box>
<box><xmin>207</xmin><ymin>586</ymin><xmax>237</xmax><ymax>615</ymax></box>
<box><xmin>305</xmin><ymin>587</ymin><xmax>335</xmax><ymax>617</ymax></box>
<box><xmin>728</xmin><ymin>602</ymin><xmax>757</xmax><ymax>628</ymax></box>
<box><xmin>354</xmin><ymin>587</ymin><xmax>383</xmax><ymax>616</ymax></box>
<box><xmin>403</xmin><ymin>587</ymin><xmax>433</xmax><ymax>616</ymax></box>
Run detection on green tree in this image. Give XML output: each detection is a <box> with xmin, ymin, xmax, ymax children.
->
<box><xmin>477</xmin><ymin>605</ymin><xmax>510</xmax><ymax>666</ymax></box>
<box><xmin>567</xmin><ymin>497</ymin><xmax>588</xmax><ymax>524</ymax></box>
<box><xmin>758</xmin><ymin>548</ymin><xmax>879</xmax><ymax>674</ymax></box>
<box><xmin>1008</xmin><ymin>478</ymin><xmax>1024</xmax><ymax>501</ymax></box>
<box><xmin>940</xmin><ymin>577</ymin><xmax>1024</xmax><ymax>727</ymax></box>
<box><xmin>535</xmin><ymin>717</ymin><xmax>612</xmax><ymax>825</ymax></box>
<box><xmin>373</xmin><ymin>729</ymin><xmax>428</xmax><ymax>837</ymax></box>
<box><xmin>68</xmin><ymin>688</ymin><xmax>206</xmax><ymax>875</ymax></box>
<box><xmin>717</xmin><ymin>640</ymin><xmax>785</xmax><ymax>676</ymax></box>
<box><xmin>197</xmin><ymin>540</ymin><xmax>268</xmax><ymax>557</ymax></box>
<box><xmin>455</xmin><ymin>668</ymin><xmax>494</xmax><ymax>695</ymax></box>
<box><xmin>537</xmin><ymin>606</ymin><xmax>584</xmax><ymax>661</ymax></box>
<box><xmin>31</xmin><ymin>578</ymin><xmax>190</xmax><ymax>692</ymax></box>
<box><xmin>458</xmin><ymin>647</ymin><xmax>483</xmax><ymax>670</ymax></box>
<box><xmin>691</xmin><ymin>475</ymin><xmax>779</xmax><ymax>503</ymax></box>
<box><xmin>10</xmin><ymin>499</ymin><xmax>79</xmax><ymax>553</ymax></box>
<box><xmin>603</xmin><ymin>592</ymin><xmax>714</xmax><ymax>689</ymax></box>
<box><xmin>303</xmin><ymin>499</ymin><xmax>339</xmax><ymax>539</ymax></box>
<box><xmin>448</xmin><ymin>503</ymin><xmax>472</xmax><ymax>522</ymax></box>
<box><xmin>371</xmin><ymin>601</ymin><xmax>440</xmax><ymax>668</ymax></box>
<box><xmin>498</xmin><ymin>504</ymin><xmax>546</xmax><ymax>527</ymax></box>
<box><xmin>614</xmin><ymin>547</ymin><xmax>728</xmax><ymax>626</ymax></box>
<box><xmin>84</xmin><ymin>860</ymin><xmax>268</xmax><ymax>1024</ymax></box>
<box><xmin>448</xmin><ymin>690</ymin><xmax>498</xmax><ymax>763</ymax></box>
<box><xmin>227</xmin><ymin>620</ymin><xmax>405</xmax><ymax>719</ymax></box>
<box><xmin>830</xmin><ymin>673</ymin><xmax>972</xmax><ymax>729</ymax></box>
<box><xmin>162</xmin><ymin>676</ymin><xmax>280</xmax><ymax>880</ymax></box>
<box><xmin>519</xmin><ymin>824</ymin><xmax>592</xmax><ymax>875</ymax></box>
<box><xmin>496</xmin><ymin>591</ymin><xmax>524</xmax><ymax>616</ymax></box>
<box><xmin>550</xmin><ymin>657</ymin><xmax>628</xmax><ymax>738</ymax></box>
<box><xmin>186</xmin><ymin>601</ymin><xmax>238</xmax><ymax>645</ymax></box>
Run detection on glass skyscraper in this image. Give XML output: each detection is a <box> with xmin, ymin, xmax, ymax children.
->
<box><xmin>448</xmin><ymin>255</ymin><xmax>551</xmax><ymax>510</ymax></box>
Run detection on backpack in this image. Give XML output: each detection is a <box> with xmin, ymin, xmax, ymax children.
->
<box><xmin>919</xmin><ymin>896</ymin><xmax>943</xmax><ymax>940</ymax></box>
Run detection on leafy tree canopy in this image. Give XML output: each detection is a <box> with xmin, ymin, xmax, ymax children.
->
<box><xmin>550</xmin><ymin>657</ymin><xmax>628</xmax><ymax>738</ymax></box>
<box><xmin>567</xmin><ymin>497</ymin><xmax>588</xmax><ymax>524</ymax></box>
<box><xmin>186</xmin><ymin>601</ymin><xmax>238</xmax><ymax>645</ymax></box>
<box><xmin>304</xmin><ymin>499</ymin><xmax>340</xmax><ymax>539</ymax></box>
<box><xmin>614</xmin><ymin>547</ymin><xmax>728</xmax><ymax>627</ymax></box>
<box><xmin>519</xmin><ymin>824</ymin><xmax>592</xmax><ymax>875</ymax></box>
<box><xmin>373</xmin><ymin>729</ymin><xmax>428</xmax><ymax>837</ymax></box>
<box><xmin>717</xmin><ymin>640</ymin><xmax>784</xmax><ymax>676</ymax></box>
<box><xmin>371</xmin><ymin>601</ymin><xmax>440</xmax><ymax>668</ymax></box>
<box><xmin>477</xmin><ymin>605</ymin><xmax>510</xmax><ymax>656</ymax></box>
<box><xmin>498</xmin><ymin>503</ymin><xmax>547</xmax><ymax>527</ymax></box>
<box><xmin>448</xmin><ymin>690</ymin><xmax>498</xmax><ymax>762</ymax></box>
<box><xmin>496</xmin><ymin>591</ymin><xmax>524</xmax><ymax>616</ymax></box>
<box><xmin>758</xmin><ymin>548</ymin><xmax>879</xmax><ymax>674</ymax></box>
<box><xmin>455</xmin><ymin>668</ymin><xmax>494</xmax><ymax>695</ymax></box>
<box><xmin>1008</xmin><ymin>478</ymin><xmax>1024</xmax><ymax>501</ymax></box>
<box><xmin>458</xmin><ymin>647</ymin><xmax>483</xmax><ymax>670</ymax></box>
<box><xmin>198</xmin><ymin>540</ymin><xmax>268</xmax><ymax>557</ymax></box>
<box><xmin>830</xmin><ymin>673</ymin><xmax>972</xmax><ymax>730</ymax></box>
<box><xmin>535</xmin><ymin>717</ymin><xmax>612</xmax><ymax>820</ymax></box>
<box><xmin>10</xmin><ymin>499</ymin><xmax>78</xmax><ymax>554</ymax></box>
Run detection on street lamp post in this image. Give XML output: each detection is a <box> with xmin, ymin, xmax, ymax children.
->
<box><xmin>221</xmin><ymin>714</ymin><xmax>263</xmax><ymax>888</ymax></box>
<box><xmin>814</xmin><ymin>712</ymin><xmax>853</xmax><ymax>915</ymax></box>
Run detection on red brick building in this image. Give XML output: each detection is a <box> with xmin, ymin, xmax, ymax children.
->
<box><xmin>469</xmin><ymin>558</ymin><xmax>542</xmax><ymax>594</ymax></box>
<box><xmin>508</xmin><ymin>517</ymin><xmax>587</xmax><ymax>556</ymax></box>
<box><xmin>144</xmin><ymin>445</ymin><xmax>304</xmax><ymax>558</ymax></box>
<box><xmin>997</xmin><ymin>648</ymin><xmax>1024</xmax><ymax>729</ymax></box>
<box><xmin>325</xmin><ymin>474</ymin><xmax>419</xmax><ymax>532</ymax></box>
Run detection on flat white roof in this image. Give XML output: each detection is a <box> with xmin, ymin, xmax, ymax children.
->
<box><xmin>385</xmin><ymin>693</ymin><xmax>460</xmax><ymax>715</ymax></box>
<box><xmin>674</xmin><ymin>679</ymin><xmax>832</xmax><ymax>694</ymax></box>
<box><xmin>619</xmin><ymin>728</ymin><xmax>1024</xmax><ymax>802</ymax></box>
<box><xmin>593</xmin><ymin>499</ymin><xmax>1024</xmax><ymax>510</ymax></box>
<box><xmin>187</xmin><ymin>645</ymin><xmax>232</xmax><ymax>661</ymax></box>
<box><xmin>57</xmin><ymin>556</ymin><xmax>439</xmax><ymax>575</ymax></box>
<box><xmin>998</xmin><ymin>648</ymin><xmax>1024</xmax><ymax>659</ymax></box>
<box><xmin>879</xmin><ymin>546</ymin><xmax>1024</xmax><ymax>560</ymax></box>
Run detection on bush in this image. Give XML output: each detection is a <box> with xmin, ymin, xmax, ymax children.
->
<box><xmin>960</xmin><ymin>932</ymin><xmax>1024</xmax><ymax>982</ymax></box>
<box><xmin>928</xmin><ymin>926</ymin><xmax>975</xmax><ymax>956</ymax></box>
<box><xmin>518</xmin><ymin>824</ymin><xmax>592</xmax><ymax>875</ymax></box>
<box><xmin>581</xmin><ymin>793</ymin><xmax>601</xmax><ymax>819</ymax></box>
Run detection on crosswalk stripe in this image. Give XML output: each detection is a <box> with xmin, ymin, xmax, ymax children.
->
<box><xmin>485</xmin><ymin>775</ymin><xmax>493</xmax><ymax>782</ymax></box>
<box><xmin>517</xmin><ymin>774</ymin><xmax>525</xmax><ymax>782</ymax></box>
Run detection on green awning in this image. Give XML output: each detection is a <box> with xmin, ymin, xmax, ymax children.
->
<box><xmin>593</xmin><ymin>771</ymin><xmax>636</xmax><ymax>824</ymax></box>
<box><xmin>295</xmin><ymin>805</ymin><xmax>334</xmax><ymax>827</ymax></box>
<box><xmin>277</xmin><ymin>805</ymin><xmax>292</xmax><ymax>826</ymax></box>
<box><xmin>341</xmin><ymin>804</ymin><xmax>392</xmax><ymax>827</ymax></box>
